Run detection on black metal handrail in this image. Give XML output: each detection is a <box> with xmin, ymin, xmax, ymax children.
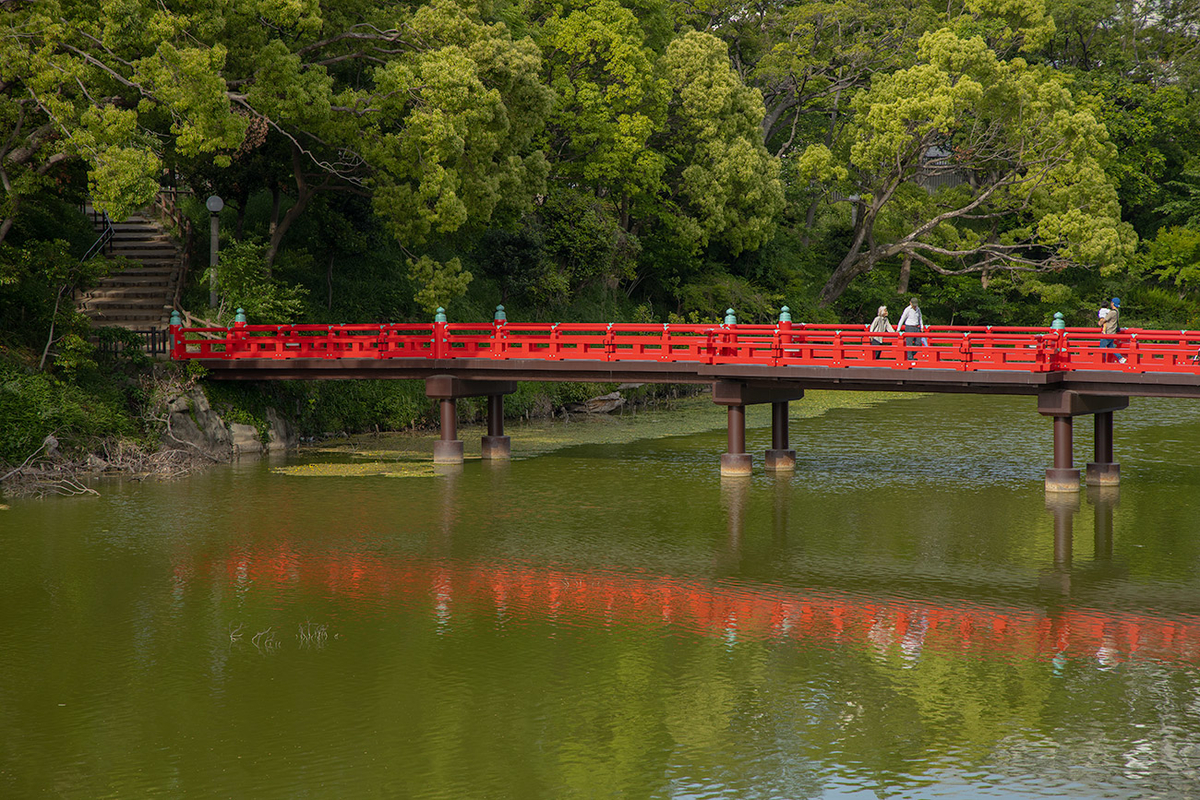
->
<box><xmin>95</xmin><ymin>328</ymin><xmax>172</xmax><ymax>357</ymax></box>
<box><xmin>81</xmin><ymin>206</ymin><xmax>115</xmax><ymax>261</ymax></box>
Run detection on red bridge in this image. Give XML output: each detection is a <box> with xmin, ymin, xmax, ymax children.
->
<box><xmin>170</xmin><ymin>310</ymin><xmax>1200</xmax><ymax>489</ymax></box>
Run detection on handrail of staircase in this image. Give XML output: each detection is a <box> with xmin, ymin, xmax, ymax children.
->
<box><xmin>80</xmin><ymin>206</ymin><xmax>114</xmax><ymax>262</ymax></box>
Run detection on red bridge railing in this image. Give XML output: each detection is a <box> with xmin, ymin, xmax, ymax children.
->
<box><xmin>169</xmin><ymin>318</ymin><xmax>1200</xmax><ymax>374</ymax></box>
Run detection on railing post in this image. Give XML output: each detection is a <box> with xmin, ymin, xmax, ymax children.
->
<box><xmin>775</xmin><ymin>306</ymin><xmax>792</xmax><ymax>365</ymax></box>
<box><xmin>169</xmin><ymin>310</ymin><xmax>184</xmax><ymax>360</ymax></box>
<box><xmin>722</xmin><ymin>309</ymin><xmax>737</xmax><ymax>360</ymax></box>
<box><xmin>492</xmin><ymin>305</ymin><xmax>507</xmax><ymax>359</ymax></box>
<box><xmin>225</xmin><ymin>307</ymin><xmax>246</xmax><ymax>358</ymax></box>
<box><xmin>1055</xmin><ymin>331</ymin><xmax>1070</xmax><ymax>372</ymax></box>
<box><xmin>433</xmin><ymin>307</ymin><xmax>447</xmax><ymax>359</ymax></box>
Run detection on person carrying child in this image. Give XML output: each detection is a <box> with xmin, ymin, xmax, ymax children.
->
<box><xmin>1099</xmin><ymin>298</ymin><xmax>1125</xmax><ymax>364</ymax></box>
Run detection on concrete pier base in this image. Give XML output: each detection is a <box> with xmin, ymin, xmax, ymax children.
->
<box><xmin>1085</xmin><ymin>461</ymin><xmax>1121</xmax><ymax>486</ymax></box>
<box><xmin>720</xmin><ymin>452</ymin><xmax>753</xmax><ymax>477</ymax></box>
<box><xmin>764</xmin><ymin>449</ymin><xmax>796</xmax><ymax>472</ymax></box>
<box><xmin>1045</xmin><ymin>467</ymin><xmax>1080</xmax><ymax>492</ymax></box>
<box><xmin>481</xmin><ymin>435</ymin><xmax>511</xmax><ymax>460</ymax></box>
<box><xmin>433</xmin><ymin>439</ymin><xmax>464</xmax><ymax>464</ymax></box>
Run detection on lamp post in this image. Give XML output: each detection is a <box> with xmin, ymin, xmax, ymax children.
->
<box><xmin>206</xmin><ymin>195</ymin><xmax>223</xmax><ymax>307</ymax></box>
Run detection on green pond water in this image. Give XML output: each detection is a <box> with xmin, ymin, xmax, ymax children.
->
<box><xmin>2</xmin><ymin>391</ymin><xmax>1199</xmax><ymax>799</ymax></box>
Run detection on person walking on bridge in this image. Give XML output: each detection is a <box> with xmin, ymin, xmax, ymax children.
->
<box><xmin>1100</xmin><ymin>298</ymin><xmax>1126</xmax><ymax>364</ymax></box>
<box><xmin>896</xmin><ymin>298</ymin><xmax>925</xmax><ymax>361</ymax></box>
<box><xmin>869</xmin><ymin>306</ymin><xmax>894</xmax><ymax>359</ymax></box>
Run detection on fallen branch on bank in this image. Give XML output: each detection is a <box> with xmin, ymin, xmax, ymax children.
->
<box><xmin>0</xmin><ymin>443</ymin><xmax>211</xmax><ymax>498</ymax></box>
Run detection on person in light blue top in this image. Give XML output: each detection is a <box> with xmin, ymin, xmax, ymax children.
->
<box><xmin>896</xmin><ymin>298</ymin><xmax>925</xmax><ymax>360</ymax></box>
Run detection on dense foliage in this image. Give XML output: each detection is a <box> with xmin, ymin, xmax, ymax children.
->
<box><xmin>2</xmin><ymin>0</ymin><xmax>1199</xmax><ymax>463</ymax></box>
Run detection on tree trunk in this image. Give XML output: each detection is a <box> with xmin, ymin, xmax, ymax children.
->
<box><xmin>818</xmin><ymin>250</ymin><xmax>876</xmax><ymax>306</ymax></box>
<box><xmin>38</xmin><ymin>285</ymin><xmax>66</xmax><ymax>371</ymax></box>
<box><xmin>263</xmin><ymin>146</ymin><xmax>314</xmax><ymax>272</ymax></box>
<box><xmin>818</xmin><ymin>197</ymin><xmax>877</xmax><ymax>306</ymax></box>
<box><xmin>897</xmin><ymin>254</ymin><xmax>912</xmax><ymax>295</ymax></box>
<box><xmin>326</xmin><ymin>252</ymin><xmax>334</xmax><ymax>311</ymax></box>
<box><xmin>802</xmin><ymin>198</ymin><xmax>819</xmax><ymax>248</ymax></box>
<box><xmin>268</xmin><ymin>180</ymin><xmax>281</xmax><ymax>237</ymax></box>
<box><xmin>233</xmin><ymin>185</ymin><xmax>249</xmax><ymax>241</ymax></box>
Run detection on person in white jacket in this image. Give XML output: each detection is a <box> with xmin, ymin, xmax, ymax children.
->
<box><xmin>868</xmin><ymin>305</ymin><xmax>894</xmax><ymax>359</ymax></box>
<box><xmin>896</xmin><ymin>298</ymin><xmax>925</xmax><ymax>360</ymax></box>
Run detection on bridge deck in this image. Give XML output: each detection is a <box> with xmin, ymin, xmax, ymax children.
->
<box><xmin>192</xmin><ymin>356</ymin><xmax>1200</xmax><ymax>399</ymax></box>
<box><xmin>178</xmin><ymin>321</ymin><xmax>1200</xmax><ymax>399</ymax></box>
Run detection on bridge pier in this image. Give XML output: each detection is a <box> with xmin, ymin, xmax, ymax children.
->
<box><xmin>426</xmin><ymin>376</ymin><xmax>518</xmax><ymax>465</ymax></box>
<box><xmin>1038</xmin><ymin>392</ymin><xmax>1128</xmax><ymax>493</ymax></box>
<box><xmin>720</xmin><ymin>405</ymin><xmax>753</xmax><ymax>477</ymax></box>
<box><xmin>1046</xmin><ymin>415</ymin><xmax>1080</xmax><ymax>492</ymax></box>
<box><xmin>713</xmin><ymin>382</ymin><xmax>804</xmax><ymax>477</ymax></box>
<box><xmin>481</xmin><ymin>395</ymin><xmax>511</xmax><ymax>460</ymax></box>
<box><xmin>1086</xmin><ymin>411</ymin><xmax>1120</xmax><ymax>486</ymax></box>
<box><xmin>433</xmin><ymin>397</ymin><xmax>464</xmax><ymax>464</ymax></box>
<box><xmin>765</xmin><ymin>401</ymin><xmax>797</xmax><ymax>472</ymax></box>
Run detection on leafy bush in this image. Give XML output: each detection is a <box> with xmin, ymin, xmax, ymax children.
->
<box><xmin>203</xmin><ymin>237</ymin><xmax>307</xmax><ymax>324</ymax></box>
<box><xmin>0</xmin><ymin>358</ymin><xmax>135</xmax><ymax>464</ymax></box>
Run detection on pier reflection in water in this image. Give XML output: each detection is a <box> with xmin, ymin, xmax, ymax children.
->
<box><xmin>2</xmin><ymin>393</ymin><xmax>1200</xmax><ymax>799</ymax></box>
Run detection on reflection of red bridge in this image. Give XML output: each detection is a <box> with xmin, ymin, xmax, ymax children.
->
<box><xmin>173</xmin><ymin>316</ymin><xmax>1200</xmax><ymax>483</ymax></box>
<box><xmin>188</xmin><ymin>548</ymin><xmax>1200</xmax><ymax>667</ymax></box>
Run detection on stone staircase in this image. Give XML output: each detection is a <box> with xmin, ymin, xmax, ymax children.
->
<box><xmin>78</xmin><ymin>209</ymin><xmax>184</xmax><ymax>330</ymax></box>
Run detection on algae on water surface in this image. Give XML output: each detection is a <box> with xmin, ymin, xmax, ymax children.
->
<box><xmin>273</xmin><ymin>391</ymin><xmax>917</xmax><ymax>478</ymax></box>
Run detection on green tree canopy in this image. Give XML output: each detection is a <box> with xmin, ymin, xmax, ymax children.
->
<box><xmin>816</xmin><ymin>26</ymin><xmax>1135</xmax><ymax>304</ymax></box>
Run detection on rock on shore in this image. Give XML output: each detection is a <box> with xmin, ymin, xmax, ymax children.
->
<box><xmin>165</xmin><ymin>389</ymin><xmax>297</xmax><ymax>460</ymax></box>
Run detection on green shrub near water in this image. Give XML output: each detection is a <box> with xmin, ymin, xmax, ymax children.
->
<box><xmin>0</xmin><ymin>352</ymin><xmax>137</xmax><ymax>465</ymax></box>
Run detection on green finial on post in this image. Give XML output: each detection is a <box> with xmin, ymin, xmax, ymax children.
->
<box><xmin>169</xmin><ymin>310</ymin><xmax>181</xmax><ymax>327</ymax></box>
<box><xmin>435</xmin><ymin>307</ymin><xmax>447</xmax><ymax>323</ymax></box>
<box><xmin>724</xmin><ymin>308</ymin><xmax>737</xmax><ymax>325</ymax></box>
<box><xmin>235</xmin><ymin>307</ymin><xmax>246</xmax><ymax>324</ymax></box>
<box><xmin>779</xmin><ymin>306</ymin><xmax>791</xmax><ymax>323</ymax></box>
<box><xmin>1051</xmin><ymin>312</ymin><xmax>1065</xmax><ymax>330</ymax></box>
<box><xmin>494</xmin><ymin>304</ymin><xmax>507</xmax><ymax>322</ymax></box>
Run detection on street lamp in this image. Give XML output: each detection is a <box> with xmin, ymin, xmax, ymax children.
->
<box><xmin>206</xmin><ymin>194</ymin><xmax>224</xmax><ymax>307</ymax></box>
